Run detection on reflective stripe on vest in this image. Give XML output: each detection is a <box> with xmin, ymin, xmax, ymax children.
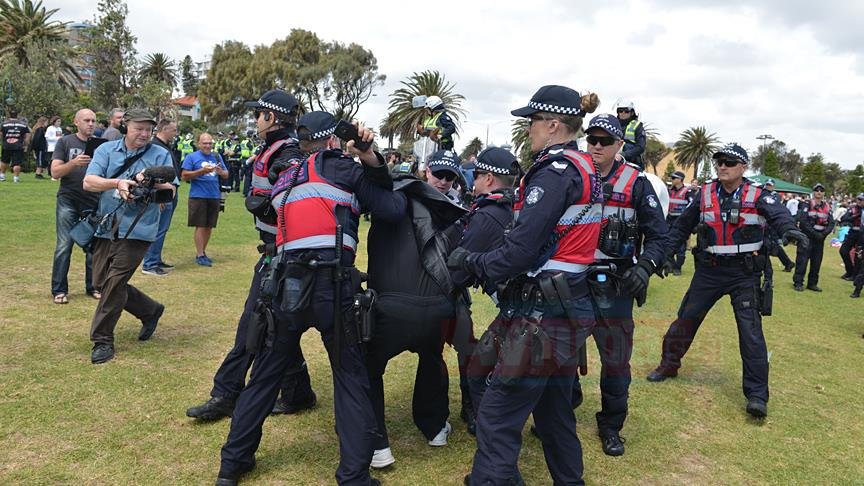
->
<box><xmin>595</xmin><ymin>163</ymin><xmax>639</xmax><ymax>261</ymax></box>
<box><xmin>704</xmin><ymin>242</ymin><xmax>763</xmax><ymax>255</ymax></box>
<box><xmin>624</xmin><ymin>120</ymin><xmax>641</xmax><ymax>142</ymax></box>
<box><xmin>251</xmin><ymin>138</ymin><xmax>294</xmax><ymax>234</ymax></box>
<box><xmin>700</xmin><ymin>181</ymin><xmax>766</xmax><ymax>255</ymax></box>
<box><xmin>422</xmin><ymin>112</ymin><xmax>442</xmax><ymax>131</ymax></box>
<box><xmin>536</xmin><ymin>260</ymin><xmax>590</xmax><ymax>274</ymax></box>
<box><xmin>668</xmin><ymin>186</ymin><xmax>690</xmax><ymax>216</ymax></box>
<box><xmin>272</xmin><ymin>152</ymin><xmax>360</xmax><ymax>252</ymax></box>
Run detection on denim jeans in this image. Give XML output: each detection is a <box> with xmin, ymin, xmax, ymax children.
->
<box><xmin>142</xmin><ymin>199</ymin><xmax>176</xmax><ymax>270</ymax></box>
<box><xmin>51</xmin><ymin>194</ymin><xmax>96</xmax><ymax>296</ymax></box>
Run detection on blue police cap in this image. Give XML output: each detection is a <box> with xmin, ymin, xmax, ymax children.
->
<box><xmin>857</xmin><ymin>193</ymin><xmax>864</xmax><ymax>200</ymax></box>
<box><xmin>297</xmin><ymin>111</ymin><xmax>337</xmax><ymax>141</ymax></box>
<box><xmin>427</xmin><ymin>150</ymin><xmax>461</xmax><ymax>174</ymax></box>
<box><xmin>586</xmin><ymin>114</ymin><xmax>624</xmax><ymax>139</ymax></box>
<box><xmin>474</xmin><ymin>147</ymin><xmax>519</xmax><ymax>175</ymax></box>
<box><xmin>812</xmin><ymin>182</ymin><xmax>825</xmax><ymax>191</ymax></box>
<box><xmin>712</xmin><ymin>143</ymin><xmax>750</xmax><ymax>164</ymax></box>
<box><xmin>765</xmin><ymin>178</ymin><xmax>776</xmax><ymax>186</ymax></box>
<box><xmin>511</xmin><ymin>85</ymin><xmax>584</xmax><ymax>117</ymax></box>
<box><xmin>671</xmin><ymin>171</ymin><xmax>686</xmax><ymax>180</ymax></box>
<box><xmin>244</xmin><ymin>89</ymin><xmax>299</xmax><ymax>115</ymax></box>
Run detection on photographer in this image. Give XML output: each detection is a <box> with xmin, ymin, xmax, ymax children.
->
<box><xmin>181</xmin><ymin>132</ymin><xmax>229</xmax><ymax>267</ymax></box>
<box><xmin>83</xmin><ymin>109</ymin><xmax>177</xmax><ymax>364</ymax></box>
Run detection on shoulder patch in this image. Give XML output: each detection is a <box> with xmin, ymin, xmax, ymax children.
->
<box><xmin>525</xmin><ymin>186</ymin><xmax>545</xmax><ymax>207</ymax></box>
<box><xmin>762</xmin><ymin>194</ymin><xmax>777</xmax><ymax>205</ymax></box>
<box><xmin>647</xmin><ymin>195</ymin><xmax>658</xmax><ymax>208</ymax></box>
<box><xmin>551</xmin><ymin>161</ymin><xmax>569</xmax><ymax>170</ymax></box>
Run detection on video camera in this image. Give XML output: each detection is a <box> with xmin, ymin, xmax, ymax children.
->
<box><xmin>129</xmin><ymin>166</ymin><xmax>175</xmax><ymax>204</ymax></box>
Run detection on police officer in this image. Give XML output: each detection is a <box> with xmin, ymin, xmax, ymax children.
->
<box><xmin>762</xmin><ymin>179</ymin><xmax>796</xmax><ymax>272</ymax></box>
<box><xmin>448</xmin><ymin>85</ymin><xmax>603</xmax><ymax>485</ymax></box>
<box><xmin>646</xmin><ymin>144</ymin><xmax>808</xmax><ymax>418</ymax></box>
<box><xmin>186</xmin><ymin>90</ymin><xmax>316</xmax><ymax>422</ymax></box>
<box><xmin>615</xmin><ymin>99</ymin><xmax>646</xmax><ymax>169</ymax></box>
<box><xmin>793</xmin><ymin>183</ymin><xmax>835</xmax><ymax>292</ymax></box>
<box><xmin>573</xmin><ymin>114</ymin><xmax>669</xmax><ymax>456</ymax></box>
<box><xmin>839</xmin><ymin>193</ymin><xmax>864</xmax><ymax>280</ymax></box>
<box><xmin>417</xmin><ymin>96</ymin><xmax>457</xmax><ymax>151</ymax></box>
<box><xmin>216</xmin><ymin>111</ymin><xmax>406</xmax><ymax>485</ymax></box>
<box><xmin>667</xmin><ymin>170</ymin><xmax>695</xmax><ymax>275</ymax></box>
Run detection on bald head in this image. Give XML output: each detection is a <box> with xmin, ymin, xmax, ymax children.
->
<box><xmin>74</xmin><ymin>109</ymin><xmax>97</xmax><ymax>140</ymax></box>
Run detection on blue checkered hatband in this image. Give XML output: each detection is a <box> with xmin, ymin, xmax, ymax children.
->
<box><xmin>310</xmin><ymin>126</ymin><xmax>337</xmax><ymax>140</ymax></box>
<box><xmin>528</xmin><ymin>101</ymin><xmax>583</xmax><ymax>116</ymax></box>
<box><xmin>257</xmin><ymin>99</ymin><xmax>293</xmax><ymax>115</ymax></box>
<box><xmin>475</xmin><ymin>160</ymin><xmax>513</xmax><ymax>175</ymax></box>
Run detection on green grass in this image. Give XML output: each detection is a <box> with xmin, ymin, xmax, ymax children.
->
<box><xmin>1</xmin><ymin>177</ymin><xmax>862</xmax><ymax>485</ymax></box>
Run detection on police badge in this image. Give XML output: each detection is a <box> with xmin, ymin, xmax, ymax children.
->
<box><xmin>525</xmin><ymin>186</ymin><xmax>545</xmax><ymax>207</ymax></box>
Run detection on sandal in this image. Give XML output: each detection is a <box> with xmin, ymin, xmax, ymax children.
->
<box><xmin>53</xmin><ymin>293</ymin><xmax>69</xmax><ymax>304</ymax></box>
<box><xmin>89</xmin><ymin>290</ymin><xmax>102</xmax><ymax>300</ymax></box>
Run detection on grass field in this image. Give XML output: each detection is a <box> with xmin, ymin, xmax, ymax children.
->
<box><xmin>0</xmin><ymin>177</ymin><xmax>862</xmax><ymax>485</ymax></box>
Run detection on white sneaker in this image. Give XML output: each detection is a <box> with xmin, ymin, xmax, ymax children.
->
<box><xmin>370</xmin><ymin>447</ymin><xmax>395</xmax><ymax>469</ymax></box>
<box><xmin>428</xmin><ymin>421</ymin><xmax>452</xmax><ymax>447</ymax></box>
<box><xmin>13</xmin><ymin>176</ymin><xmax>19</xmax><ymax>183</ymax></box>
<box><xmin>0</xmin><ymin>174</ymin><xmax>5</xmax><ymax>181</ymax></box>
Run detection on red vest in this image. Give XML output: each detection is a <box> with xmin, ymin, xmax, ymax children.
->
<box><xmin>514</xmin><ymin>148</ymin><xmax>601</xmax><ymax>272</ymax></box>
<box><xmin>668</xmin><ymin>185</ymin><xmax>690</xmax><ymax>217</ymax></box>
<box><xmin>806</xmin><ymin>200</ymin><xmax>831</xmax><ymax>231</ymax></box>
<box><xmin>271</xmin><ymin>152</ymin><xmax>360</xmax><ymax>253</ymax></box>
<box><xmin>251</xmin><ymin>139</ymin><xmax>292</xmax><ymax>235</ymax></box>
<box><xmin>595</xmin><ymin>162</ymin><xmax>639</xmax><ymax>260</ymax></box>
<box><xmin>700</xmin><ymin>181</ymin><xmax>765</xmax><ymax>255</ymax></box>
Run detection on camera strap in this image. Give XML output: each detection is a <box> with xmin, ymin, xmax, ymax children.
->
<box><xmin>109</xmin><ymin>143</ymin><xmax>152</xmax><ymax>180</ymax></box>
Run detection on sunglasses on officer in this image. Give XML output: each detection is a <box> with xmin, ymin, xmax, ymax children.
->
<box><xmin>616</xmin><ymin>108</ymin><xmax>630</xmax><ymax>114</ymax></box>
<box><xmin>586</xmin><ymin>135</ymin><xmax>617</xmax><ymax>147</ymax></box>
<box><xmin>528</xmin><ymin>115</ymin><xmax>554</xmax><ymax>126</ymax></box>
<box><xmin>714</xmin><ymin>157</ymin><xmax>744</xmax><ymax>168</ymax></box>
<box><xmin>431</xmin><ymin>170</ymin><xmax>456</xmax><ymax>182</ymax></box>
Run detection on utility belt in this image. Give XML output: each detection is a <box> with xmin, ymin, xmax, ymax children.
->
<box><xmin>693</xmin><ymin>250</ymin><xmax>767</xmax><ymax>271</ymax></box>
<box><xmin>497</xmin><ymin>272</ymin><xmax>587</xmax><ymax>321</ymax></box>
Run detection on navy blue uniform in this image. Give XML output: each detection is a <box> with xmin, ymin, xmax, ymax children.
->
<box><xmin>219</xmin><ymin>150</ymin><xmax>406</xmax><ymax>485</ymax></box>
<box><xmin>667</xmin><ymin>184</ymin><xmax>697</xmax><ymax>272</ymax></box>
<box><xmin>838</xmin><ymin>204</ymin><xmax>862</xmax><ymax>277</ymax></box>
<box><xmin>436</xmin><ymin>111</ymin><xmax>457</xmax><ymax>151</ymax></box>
<box><xmin>582</xmin><ymin>161</ymin><xmax>668</xmax><ymax>435</ymax></box>
<box><xmin>793</xmin><ymin>199</ymin><xmax>835</xmax><ymax>288</ymax></box>
<box><xmin>762</xmin><ymin>189</ymin><xmax>795</xmax><ymax>271</ymax></box>
<box><xmin>462</xmin><ymin>142</ymin><xmax>600</xmax><ymax>486</ymax></box>
<box><xmin>453</xmin><ymin>189</ymin><xmax>515</xmax><ymax>292</ymax></box>
<box><xmin>657</xmin><ymin>179</ymin><xmax>795</xmax><ymax>403</ymax></box>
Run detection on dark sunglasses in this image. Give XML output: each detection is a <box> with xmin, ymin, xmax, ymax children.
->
<box><xmin>586</xmin><ymin>135</ymin><xmax>617</xmax><ymax>147</ymax></box>
<box><xmin>616</xmin><ymin>108</ymin><xmax>630</xmax><ymax>113</ymax></box>
<box><xmin>528</xmin><ymin>115</ymin><xmax>554</xmax><ymax>126</ymax></box>
<box><xmin>714</xmin><ymin>158</ymin><xmax>743</xmax><ymax>167</ymax></box>
<box><xmin>813</xmin><ymin>188</ymin><xmax>825</xmax><ymax>192</ymax></box>
<box><xmin>431</xmin><ymin>170</ymin><xmax>456</xmax><ymax>182</ymax></box>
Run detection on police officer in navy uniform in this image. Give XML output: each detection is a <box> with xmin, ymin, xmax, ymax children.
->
<box><xmin>839</xmin><ymin>193</ymin><xmax>864</xmax><ymax>281</ymax></box>
<box><xmin>667</xmin><ymin>170</ymin><xmax>695</xmax><ymax>275</ymax></box>
<box><xmin>186</xmin><ymin>90</ymin><xmax>316</xmax><ymax>422</ymax></box>
<box><xmin>216</xmin><ymin>112</ymin><xmax>405</xmax><ymax>485</ymax></box>
<box><xmin>615</xmin><ymin>99</ymin><xmax>646</xmax><ymax>169</ymax></box>
<box><xmin>573</xmin><ymin>114</ymin><xmax>668</xmax><ymax>456</ymax></box>
<box><xmin>646</xmin><ymin>144</ymin><xmax>808</xmax><ymax>418</ymax></box>
<box><xmin>449</xmin><ymin>85</ymin><xmax>603</xmax><ymax>485</ymax></box>
<box><xmin>793</xmin><ymin>183</ymin><xmax>835</xmax><ymax>292</ymax></box>
<box><xmin>762</xmin><ymin>179</ymin><xmax>796</xmax><ymax>272</ymax></box>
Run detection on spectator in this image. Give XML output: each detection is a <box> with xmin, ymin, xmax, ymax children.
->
<box><xmin>141</xmin><ymin>119</ymin><xmax>181</xmax><ymax>276</ymax></box>
<box><xmin>94</xmin><ymin>120</ymin><xmax>108</xmax><ymax>138</ymax></box>
<box><xmin>50</xmin><ymin>109</ymin><xmax>101</xmax><ymax>304</ymax></box>
<box><xmin>82</xmin><ymin>109</ymin><xmax>176</xmax><ymax>364</ymax></box>
<box><xmin>100</xmin><ymin>108</ymin><xmax>124</xmax><ymax>141</ymax></box>
<box><xmin>45</xmin><ymin>116</ymin><xmax>64</xmax><ymax>179</ymax></box>
<box><xmin>786</xmin><ymin>194</ymin><xmax>800</xmax><ymax>215</ymax></box>
<box><xmin>1</xmin><ymin>108</ymin><xmax>31</xmax><ymax>183</ymax></box>
<box><xmin>30</xmin><ymin>116</ymin><xmax>48</xmax><ymax>179</ymax></box>
<box><xmin>181</xmin><ymin>132</ymin><xmax>229</xmax><ymax>267</ymax></box>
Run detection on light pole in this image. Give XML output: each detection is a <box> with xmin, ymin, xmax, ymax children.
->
<box><xmin>756</xmin><ymin>134</ymin><xmax>774</xmax><ymax>150</ymax></box>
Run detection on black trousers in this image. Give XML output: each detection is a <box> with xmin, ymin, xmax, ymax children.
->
<box><xmin>89</xmin><ymin>238</ymin><xmax>161</xmax><ymax>345</ymax></box>
<box><xmin>667</xmin><ymin>215</ymin><xmax>688</xmax><ymax>270</ymax></box>
<box><xmin>839</xmin><ymin>230</ymin><xmax>860</xmax><ymax>276</ymax></box>
<box><xmin>659</xmin><ymin>261</ymin><xmax>769</xmax><ymax>401</ymax></box>
<box><xmin>794</xmin><ymin>235</ymin><xmax>826</xmax><ymax>286</ymax></box>
<box><xmin>365</xmin><ymin>293</ymin><xmax>453</xmax><ymax>449</ymax></box>
<box><xmin>210</xmin><ymin>254</ymin><xmax>313</xmax><ymax>403</ymax></box>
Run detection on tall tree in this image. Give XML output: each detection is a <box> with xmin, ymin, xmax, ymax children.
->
<box><xmin>384</xmin><ymin>70</ymin><xmax>466</xmax><ymax>143</ymax></box>
<box><xmin>673</xmin><ymin>126</ymin><xmax>719</xmax><ymax>181</ymax></box>
<box><xmin>644</xmin><ymin>136</ymin><xmax>670</xmax><ymax>174</ymax></box>
<box><xmin>139</xmin><ymin>52</ymin><xmax>176</xmax><ymax>88</ymax></box>
<box><xmin>762</xmin><ymin>148</ymin><xmax>780</xmax><ymax>178</ymax></box>
<box><xmin>180</xmin><ymin>54</ymin><xmax>198</xmax><ymax>96</ymax></box>
<box><xmin>0</xmin><ymin>40</ymin><xmax>75</xmax><ymax>119</ymax></box>
<box><xmin>799</xmin><ymin>153</ymin><xmax>826</xmax><ymax>191</ymax></box>
<box><xmin>845</xmin><ymin>164</ymin><xmax>864</xmax><ymax>196</ymax></box>
<box><xmin>460</xmin><ymin>137</ymin><xmax>483</xmax><ymax>160</ymax></box>
<box><xmin>89</xmin><ymin>0</ymin><xmax>138</xmax><ymax>110</ymax></box>
<box><xmin>663</xmin><ymin>160</ymin><xmax>676</xmax><ymax>181</ymax></box>
<box><xmin>823</xmin><ymin>161</ymin><xmax>843</xmax><ymax>193</ymax></box>
<box><xmin>197</xmin><ymin>40</ymin><xmax>254</xmax><ymax>123</ymax></box>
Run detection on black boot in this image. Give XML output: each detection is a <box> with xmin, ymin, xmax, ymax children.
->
<box><xmin>851</xmin><ymin>287</ymin><xmax>861</xmax><ymax>298</ymax></box>
<box><xmin>187</xmin><ymin>396</ymin><xmax>235</xmax><ymax>420</ymax></box>
<box><xmin>459</xmin><ymin>381</ymin><xmax>476</xmax><ymax>436</ymax></box>
<box><xmin>599</xmin><ymin>430</ymin><xmax>625</xmax><ymax>456</ymax></box>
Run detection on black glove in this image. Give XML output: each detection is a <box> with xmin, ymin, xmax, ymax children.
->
<box><xmin>447</xmin><ymin>247</ymin><xmax>472</xmax><ymax>272</ymax></box>
<box><xmin>621</xmin><ymin>259</ymin><xmax>653</xmax><ymax>300</ymax></box>
<box><xmin>655</xmin><ymin>257</ymin><xmax>674</xmax><ymax>279</ymax></box>
<box><xmin>267</xmin><ymin>158</ymin><xmax>297</xmax><ymax>185</ymax></box>
<box><xmin>782</xmin><ymin>229</ymin><xmax>809</xmax><ymax>251</ymax></box>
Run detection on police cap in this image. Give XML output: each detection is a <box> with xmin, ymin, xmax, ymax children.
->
<box><xmin>812</xmin><ymin>182</ymin><xmax>825</xmax><ymax>191</ymax></box>
<box><xmin>427</xmin><ymin>150</ymin><xmax>461</xmax><ymax>175</ymax></box>
<box><xmin>474</xmin><ymin>147</ymin><xmax>519</xmax><ymax>175</ymax></box>
<box><xmin>671</xmin><ymin>171</ymin><xmax>686</xmax><ymax>180</ymax></box>
<box><xmin>297</xmin><ymin>111</ymin><xmax>338</xmax><ymax>141</ymax></box>
<box><xmin>586</xmin><ymin>114</ymin><xmax>623</xmax><ymax>139</ymax></box>
<box><xmin>511</xmin><ymin>85</ymin><xmax>584</xmax><ymax>117</ymax></box>
<box><xmin>712</xmin><ymin>143</ymin><xmax>750</xmax><ymax>164</ymax></box>
<box><xmin>244</xmin><ymin>89</ymin><xmax>299</xmax><ymax>116</ymax></box>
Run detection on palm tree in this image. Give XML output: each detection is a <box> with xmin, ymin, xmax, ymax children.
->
<box><xmin>384</xmin><ymin>70</ymin><xmax>466</xmax><ymax>143</ymax></box>
<box><xmin>0</xmin><ymin>0</ymin><xmax>67</xmax><ymax>65</ymax></box>
<box><xmin>139</xmin><ymin>52</ymin><xmax>177</xmax><ymax>88</ymax></box>
<box><xmin>673</xmin><ymin>126</ymin><xmax>719</xmax><ymax>181</ymax></box>
<box><xmin>460</xmin><ymin>137</ymin><xmax>483</xmax><ymax>160</ymax></box>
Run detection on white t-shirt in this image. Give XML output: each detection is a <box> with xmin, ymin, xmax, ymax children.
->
<box><xmin>786</xmin><ymin>198</ymin><xmax>800</xmax><ymax>215</ymax></box>
<box><xmin>45</xmin><ymin>125</ymin><xmax>63</xmax><ymax>152</ymax></box>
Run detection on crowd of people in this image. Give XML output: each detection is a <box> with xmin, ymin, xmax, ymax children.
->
<box><xmin>2</xmin><ymin>79</ymin><xmax>863</xmax><ymax>485</ymax></box>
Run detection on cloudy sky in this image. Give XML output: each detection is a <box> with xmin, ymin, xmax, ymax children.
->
<box><xmin>54</xmin><ymin>0</ymin><xmax>864</xmax><ymax>168</ymax></box>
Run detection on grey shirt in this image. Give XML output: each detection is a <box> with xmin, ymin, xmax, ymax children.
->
<box><xmin>101</xmin><ymin>126</ymin><xmax>122</xmax><ymax>141</ymax></box>
<box><xmin>53</xmin><ymin>134</ymin><xmax>99</xmax><ymax>206</ymax></box>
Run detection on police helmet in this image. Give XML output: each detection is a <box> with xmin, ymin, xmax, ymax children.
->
<box><xmin>424</xmin><ymin>96</ymin><xmax>444</xmax><ymax>110</ymax></box>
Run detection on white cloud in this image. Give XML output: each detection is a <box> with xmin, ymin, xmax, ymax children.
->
<box><xmin>52</xmin><ymin>0</ymin><xmax>864</xmax><ymax>167</ymax></box>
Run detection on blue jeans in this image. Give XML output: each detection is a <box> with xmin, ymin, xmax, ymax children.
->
<box><xmin>51</xmin><ymin>194</ymin><xmax>96</xmax><ymax>296</ymax></box>
<box><xmin>142</xmin><ymin>199</ymin><xmax>176</xmax><ymax>270</ymax></box>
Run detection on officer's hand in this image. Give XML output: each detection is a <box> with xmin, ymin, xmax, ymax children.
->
<box><xmin>782</xmin><ymin>229</ymin><xmax>809</xmax><ymax>250</ymax></box>
<box><xmin>447</xmin><ymin>247</ymin><xmax>472</xmax><ymax>272</ymax></box>
<box><xmin>621</xmin><ymin>260</ymin><xmax>652</xmax><ymax>298</ymax></box>
<box><xmin>656</xmin><ymin>258</ymin><xmax>674</xmax><ymax>279</ymax></box>
<box><xmin>267</xmin><ymin>158</ymin><xmax>298</xmax><ymax>184</ymax></box>
<box><xmin>346</xmin><ymin>122</ymin><xmax>381</xmax><ymax>167</ymax></box>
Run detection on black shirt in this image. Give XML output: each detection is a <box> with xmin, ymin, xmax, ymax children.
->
<box><xmin>52</xmin><ymin>134</ymin><xmax>99</xmax><ymax>206</ymax></box>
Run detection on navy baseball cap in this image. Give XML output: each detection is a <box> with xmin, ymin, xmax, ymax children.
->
<box><xmin>586</xmin><ymin>114</ymin><xmax>623</xmax><ymax>139</ymax></box>
<box><xmin>857</xmin><ymin>193</ymin><xmax>864</xmax><ymax>200</ymax></box>
<box><xmin>511</xmin><ymin>85</ymin><xmax>584</xmax><ymax>117</ymax></box>
<box><xmin>244</xmin><ymin>89</ymin><xmax>299</xmax><ymax>115</ymax></box>
<box><xmin>297</xmin><ymin>111</ymin><xmax>337</xmax><ymax>141</ymax></box>
<box><xmin>765</xmin><ymin>178</ymin><xmax>776</xmax><ymax>186</ymax></box>
<box><xmin>474</xmin><ymin>147</ymin><xmax>519</xmax><ymax>175</ymax></box>
<box><xmin>427</xmin><ymin>150</ymin><xmax>461</xmax><ymax>174</ymax></box>
<box><xmin>712</xmin><ymin>143</ymin><xmax>750</xmax><ymax>164</ymax></box>
<box><xmin>812</xmin><ymin>183</ymin><xmax>825</xmax><ymax>191</ymax></box>
<box><xmin>671</xmin><ymin>171</ymin><xmax>686</xmax><ymax>180</ymax></box>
